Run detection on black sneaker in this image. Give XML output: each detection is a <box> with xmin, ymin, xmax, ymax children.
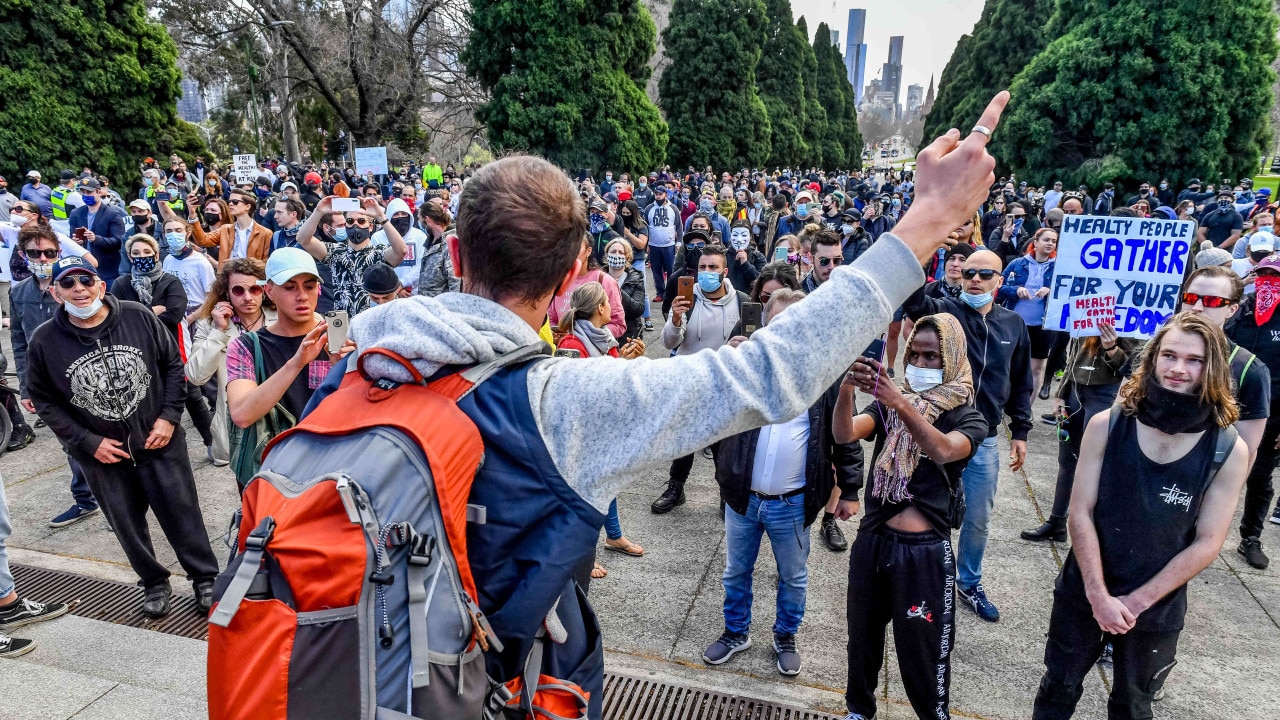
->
<box><xmin>644</xmin><ymin>319</ymin><xmax>655</xmax><ymax>332</ymax></box>
<box><xmin>6</xmin><ymin>425</ymin><xmax>34</xmax><ymax>452</ymax></box>
<box><xmin>1041</xmin><ymin>412</ymin><xmax>1057</xmax><ymax>425</ymax></box>
<box><xmin>48</xmin><ymin>503</ymin><xmax>100</xmax><ymax>528</ymax></box>
<box><xmin>194</xmin><ymin>580</ymin><xmax>215</xmax><ymax>614</ymax></box>
<box><xmin>821</xmin><ymin>517</ymin><xmax>848</xmax><ymax>552</ymax></box>
<box><xmin>33</xmin><ymin>418</ymin><xmax>46</xmax><ymax>428</ymax></box>
<box><xmin>1038</xmin><ymin>383</ymin><xmax>1052</xmax><ymax>400</ymax></box>
<box><xmin>142</xmin><ymin>581</ymin><xmax>172</xmax><ymax>619</ymax></box>
<box><xmin>1271</xmin><ymin>504</ymin><xmax>1280</xmax><ymax>526</ymax></box>
<box><xmin>703</xmin><ymin>630</ymin><xmax>751</xmax><ymax>665</ymax></box>
<box><xmin>650</xmin><ymin>482</ymin><xmax>686</xmax><ymax>514</ymax></box>
<box><xmin>1238</xmin><ymin>537</ymin><xmax>1269</xmax><ymax>569</ymax></box>
<box><xmin>773</xmin><ymin>631</ymin><xmax>802</xmax><ymax>676</ymax></box>
<box><xmin>0</xmin><ymin>632</ymin><xmax>35</xmax><ymax>658</ymax></box>
<box><xmin>0</xmin><ymin>597</ymin><xmax>70</xmax><ymax>632</ymax></box>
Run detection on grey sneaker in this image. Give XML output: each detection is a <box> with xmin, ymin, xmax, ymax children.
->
<box><xmin>773</xmin><ymin>631</ymin><xmax>802</xmax><ymax>676</ymax></box>
<box><xmin>1238</xmin><ymin>537</ymin><xmax>1270</xmax><ymax>570</ymax></box>
<box><xmin>703</xmin><ymin>630</ymin><xmax>751</xmax><ymax>665</ymax></box>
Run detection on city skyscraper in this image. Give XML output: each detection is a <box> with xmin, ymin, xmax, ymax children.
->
<box><xmin>844</xmin><ymin>9</ymin><xmax>868</xmax><ymax>106</ymax></box>
<box><xmin>882</xmin><ymin>36</ymin><xmax>904</xmax><ymax>121</ymax></box>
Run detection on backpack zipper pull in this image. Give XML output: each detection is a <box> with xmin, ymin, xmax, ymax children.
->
<box><xmin>379</xmin><ymin>622</ymin><xmax>395</xmax><ymax>649</ymax></box>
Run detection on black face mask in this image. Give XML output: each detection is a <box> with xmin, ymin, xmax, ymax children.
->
<box><xmin>390</xmin><ymin>216</ymin><xmax>412</xmax><ymax>235</ymax></box>
<box><xmin>1137</xmin><ymin>377</ymin><xmax>1215</xmax><ymax>435</ymax></box>
<box><xmin>132</xmin><ymin>214</ymin><xmax>150</xmax><ymax>226</ymax></box>
<box><xmin>203</xmin><ymin>212</ymin><xmax>221</xmax><ymax>226</ymax></box>
<box><xmin>346</xmin><ymin>227</ymin><xmax>371</xmax><ymax>244</ymax></box>
<box><xmin>1253</xmin><ymin>249</ymin><xmax>1273</xmax><ymax>262</ymax></box>
<box><xmin>0</xmin><ymin>186</ymin><xmax>7</xmax><ymax>194</ymax></box>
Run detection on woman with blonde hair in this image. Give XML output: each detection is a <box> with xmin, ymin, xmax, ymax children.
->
<box><xmin>554</xmin><ymin>281</ymin><xmax>645</xmax><ymax>580</ymax></box>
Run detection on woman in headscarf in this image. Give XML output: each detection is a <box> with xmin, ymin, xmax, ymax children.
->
<box><xmin>833</xmin><ymin>313</ymin><xmax>989</xmax><ymax>720</ymax></box>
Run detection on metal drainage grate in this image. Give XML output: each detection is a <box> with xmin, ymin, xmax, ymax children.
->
<box><xmin>13</xmin><ymin>563</ymin><xmax>840</xmax><ymax>719</ymax></box>
<box><xmin>12</xmin><ymin>563</ymin><xmax>209</xmax><ymax>640</ymax></box>
<box><xmin>601</xmin><ymin>673</ymin><xmax>840</xmax><ymax>720</ymax></box>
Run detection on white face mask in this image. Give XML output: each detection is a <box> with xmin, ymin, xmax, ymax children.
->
<box><xmin>904</xmin><ymin>364</ymin><xmax>944</xmax><ymax>393</ymax></box>
<box><xmin>728</xmin><ymin>228</ymin><xmax>751</xmax><ymax>251</ymax></box>
<box><xmin>65</xmin><ymin>296</ymin><xmax>103</xmax><ymax>319</ymax></box>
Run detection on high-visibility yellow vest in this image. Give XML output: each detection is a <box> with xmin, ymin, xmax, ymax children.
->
<box><xmin>51</xmin><ymin>186</ymin><xmax>73</xmax><ymax>220</ymax></box>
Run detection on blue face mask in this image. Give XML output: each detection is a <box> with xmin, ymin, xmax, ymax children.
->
<box><xmin>255</xmin><ymin>187</ymin><xmax>272</xmax><ymax>199</ymax></box>
<box><xmin>699</xmin><ymin>198</ymin><xmax>715</xmax><ymax>213</ymax></box>
<box><xmin>165</xmin><ymin>232</ymin><xmax>187</xmax><ymax>254</ymax></box>
<box><xmin>83</xmin><ymin>194</ymin><xmax>98</xmax><ymax>206</ymax></box>
<box><xmin>331</xmin><ymin>227</ymin><xmax>348</xmax><ymax>242</ymax></box>
<box><xmin>795</xmin><ymin>204</ymin><xmax>809</xmax><ymax>218</ymax></box>
<box><xmin>961</xmin><ymin>290</ymin><xmax>993</xmax><ymax>309</ymax></box>
<box><xmin>697</xmin><ymin>271</ymin><xmax>723</xmax><ymax>293</ymax></box>
<box><xmin>589</xmin><ymin>213</ymin><xmax>608</xmax><ymax>234</ymax></box>
<box><xmin>131</xmin><ymin>255</ymin><xmax>157</xmax><ymax>273</ymax></box>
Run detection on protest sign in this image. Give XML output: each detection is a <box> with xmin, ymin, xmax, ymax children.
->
<box><xmin>355</xmin><ymin>146</ymin><xmax>389</xmax><ymax>176</ymax></box>
<box><xmin>1045</xmin><ymin>215</ymin><xmax>1194</xmax><ymax>339</ymax></box>
<box><xmin>233</xmin><ymin>154</ymin><xmax>257</xmax><ymax>183</ymax></box>
<box><xmin>1068</xmin><ymin>294</ymin><xmax>1116</xmax><ymax>337</ymax></box>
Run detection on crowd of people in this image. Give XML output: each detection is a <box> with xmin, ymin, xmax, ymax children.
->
<box><xmin>0</xmin><ymin>94</ymin><xmax>1272</xmax><ymax>720</ymax></box>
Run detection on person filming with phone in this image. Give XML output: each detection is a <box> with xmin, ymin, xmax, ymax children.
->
<box><xmin>225</xmin><ymin>248</ymin><xmax>356</xmax><ymax>487</ymax></box>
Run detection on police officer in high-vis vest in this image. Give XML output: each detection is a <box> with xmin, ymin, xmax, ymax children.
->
<box><xmin>49</xmin><ymin>170</ymin><xmax>82</xmax><ymax>237</ymax></box>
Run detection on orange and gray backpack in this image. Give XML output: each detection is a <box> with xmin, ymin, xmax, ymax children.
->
<box><xmin>207</xmin><ymin>345</ymin><xmax>605</xmax><ymax>719</ymax></box>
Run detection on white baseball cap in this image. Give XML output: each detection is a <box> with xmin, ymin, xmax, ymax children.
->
<box><xmin>262</xmin><ymin>247</ymin><xmax>320</xmax><ymax>286</ymax></box>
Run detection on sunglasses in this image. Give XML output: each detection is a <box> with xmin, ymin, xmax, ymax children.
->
<box><xmin>818</xmin><ymin>256</ymin><xmax>843</xmax><ymax>268</ymax></box>
<box><xmin>57</xmin><ymin>274</ymin><xmax>98</xmax><ymax>289</ymax></box>
<box><xmin>961</xmin><ymin>269</ymin><xmax>999</xmax><ymax>280</ymax></box>
<box><xmin>227</xmin><ymin>199</ymin><xmax>247</xmax><ymax>206</ymax></box>
<box><xmin>686</xmin><ymin>242</ymin><xmax>705</xmax><ymax>250</ymax></box>
<box><xmin>230</xmin><ymin>284</ymin><xmax>264</xmax><ymax>298</ymax></box>
<box><xmin>1181</xmin><ymin>292</ymin><xmax>1232</xmax><ymax>308</ymax></box>
<box><xmin>26</xmin><ymin>249</ymin><xmax>59</xmax><ymax>260</ymax></box>
<box><xmin>353</xmin><ymin>218</ymin><xmax>371</xmax><ymax>227</ymax></box>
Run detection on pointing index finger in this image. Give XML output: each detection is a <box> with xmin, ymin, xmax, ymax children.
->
<box><xmin>964</xmin><ymin>91</ymin><xmax>1011</xmax><ymax>148</ymax></box>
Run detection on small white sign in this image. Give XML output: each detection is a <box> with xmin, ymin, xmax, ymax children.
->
<box><xmin>355</xmin><ymin>146</ymin><xmax>389</xmax><ymax>177</ymax></box>
<box><xmin>232</xmin><ymin>154</ymin><xmax>257</xmax><ymax>183</ymax></box>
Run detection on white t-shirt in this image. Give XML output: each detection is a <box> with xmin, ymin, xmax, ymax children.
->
<box><xmin>163</xmin><ymin>251</ymin><xmax>216</xmax><ymax>308</ymax></box>
<box><xmin>1231</xmin><ymin>258</ymin><xmax>1259</xmax><ymax>293</ymax></box>
<box><xmin>372</xmin><ymin>226</ymin><xmax>428</xmax><ymax>290</ymax></box>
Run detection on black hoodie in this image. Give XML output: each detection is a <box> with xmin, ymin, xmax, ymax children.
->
<box><xmin>25</xmin><ymin>295</ymin><xmax>185</xmax><ymax>464</ymax></box>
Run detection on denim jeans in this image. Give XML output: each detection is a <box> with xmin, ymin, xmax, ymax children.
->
<box><xmin>68</xmin><ymin>456</ymin><xmax>97</xmax><ymax>510</ymax></box>
<box><xmin>723</xmin><ymin>493</ymin><xmax>811</xmax><ymax>635</ymax></box>
<box><xmin>649</xmin><ymin>245</ymin><xmax>676</xmax><ymax>298</ymax></box>
<box><xmin>0</xmin><ymin>475</ymin><xmax>13</xmax><ymax>598</ymax></box>
<box><xmin>631</xmin><ymin>259</ymin><xmax>651</xmax><ymax>319</ymax></box>
<box><xmin>604</xmin><ymin>499</ymin><xmax>623</xmax><ymax>541</ymax></box>
<box><xmin>957</xmin><ymin>435</ymin><xmax>1000</xmax><ymax>589</ymax></box>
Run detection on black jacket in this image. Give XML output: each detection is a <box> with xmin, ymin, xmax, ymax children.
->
<box><xmin>612</xmin><ymin>266</ymin><xmax>646</xmax><ymax>342</ymax></box>
<box><xmin>25</xmin><ymin>295</ymin><xmax>186</xmax><ymax>464</ymax></box>
<box><xmin>714</xmin><ymin>381</ymin><xmax>863</xmax><ymax>528</ymax></box>
<box><xmin>9</xmin><ymin>276</ymin><xmax>60</xmax><ymax>398</ymax></box>
<box><xmin>903</xmin><ymin>289</ymin><xmax>1035</xmax><ymax>441</ymax></box>
<box><xmin>1226</xmin><ymin>295</ymin><xmax>1280</xmax><ymax>395</ymax></box>
<box><xmin>841</xmin><ymin>227</ymin><xmax>871</xmax><ymax>264</ymax></box>
<box><xmin>109</xmin><ymin>272</ymin><xmax>188</xmax><ymax>338</ymax></box>
<box><xmin>727</xmin><ymin>248</ymin><xmax>766</xmax><ymax>295</ymax></box>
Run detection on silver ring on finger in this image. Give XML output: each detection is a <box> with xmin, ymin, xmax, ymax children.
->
<box><xmin>971</xmin><ymin>125</ymin><xmax>993</xmax><ymax>139</ymax></box>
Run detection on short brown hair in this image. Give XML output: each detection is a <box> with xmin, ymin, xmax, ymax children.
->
<box><xmin>697</xmin><ymin>243</ymin><xmax>727</xmax><ymax>268</ymax></box>
<box><xmin>810</xmin><ymin>228</ymin><xmax>841</xmax><ymax>249</ymax></box>
<box><xmin>229</xmin><ymin>188</ymin><xmax>256</xmax><ymax>212</ymax></box>
<box><xmin>455</xmin><ymin>156</ymin><xmax>585</xmax><ymax>304</ymax></box>
<box><xmin>18</xmin><ymin>224</ymin><xmax>58</xmax><ymax>252</ymax></box>
<box><xmin>275</xmin><ymin>197</ymin><xmax>305</xmax><ymax>220</ymax></box>
<box><xmin>1184</xmin><ymin>265</ymin><xmax>1245</xmax><ymax>304</ymax></box>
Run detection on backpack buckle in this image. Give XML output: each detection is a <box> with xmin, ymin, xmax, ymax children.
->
<box><xmin>408</xmin><ymin>532</ymin><xmax>437</xmax><ymax>567</ymax></box>
<box><xmin>244</xmin><ymin>517</ymin><xmax>275</xmax><ymax>550</ymax></box>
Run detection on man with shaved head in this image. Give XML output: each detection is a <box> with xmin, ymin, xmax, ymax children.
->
<box><xmin>903</xmin><ymin>248</ymin><xmax>1034</xmax><ymax>623</ymax></box>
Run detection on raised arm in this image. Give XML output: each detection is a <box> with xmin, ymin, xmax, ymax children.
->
<box><xmin>365</xmin><ymin>197</ymin><xmax>406</xmax><ymax>266</ymax></box>
<box><xmin>294</xmin><ymin>196</ymin><xmax>336</xmax><ymax>262</ymax></box>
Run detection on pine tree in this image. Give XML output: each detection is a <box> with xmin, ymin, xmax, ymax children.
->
<box><xmin>464</xmin><ymin>0</ymin><xmax>668</xmax><ymax>174</ymax></box>
<box><xmin>757</xmin><ymin>0</ymin><xmax>810</xmax><ymax>168</ymax></box>
<box><xmin>999</xmin><ymin>0</ymin><xmax>1278</xmax><ymax>186</ymax></box>
<box><xmin>0</xmin><ymin>0</ymin><xmax>200</xmax><ymax>184</ymax></box>
<box><xmin>921</xmin><ymin>0</ymin><xmax>1054</xmax><ymax>143</ymax></box>
<box><xmin>796</xmin><ymin>16</ymin><xmax>827</xmax><ymax>168</ymax></box>
<box><xmin>659</xmin><ymin>0</ymin><xmax>772</xmax><ymax>170</ymax></box>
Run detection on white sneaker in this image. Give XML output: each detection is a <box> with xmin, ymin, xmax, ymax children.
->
<box><xmin>207</xmin><ymin>446</ymin><xmax>229</xmax><ymax>467</ymax></box>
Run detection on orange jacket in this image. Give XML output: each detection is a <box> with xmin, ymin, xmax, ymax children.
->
<box><xmin>193</xmin><ymin>220</ymin><xmax>273</xmax><ymax>265</ymax></box>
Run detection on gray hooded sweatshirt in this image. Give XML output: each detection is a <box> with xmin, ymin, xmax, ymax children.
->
<box><xmin>660</xmin><ymin>278</ymin><xmax>741</xmax><ymax>354</ymax></box>
<box><xmin>349</xmin><ymin>233</ymin><xmax>924</xmax><ymax>513</ymax></box>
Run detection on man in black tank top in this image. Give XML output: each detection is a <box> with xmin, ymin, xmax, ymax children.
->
<box><xmin>1032</xmin><ymin>313</ymin><xmax>1247</xmax><ymax>720</ymax></box>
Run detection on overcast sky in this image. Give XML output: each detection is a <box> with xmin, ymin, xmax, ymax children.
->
<box><xmin>792</xmin><ymin>1</ymin><xmax>987</xmax><ymax>95</ymax></box>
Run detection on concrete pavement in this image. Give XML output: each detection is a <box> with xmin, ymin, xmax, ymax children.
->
<box><xmin>2</xmin><ymin>336</ymin><xmax>1279</xmax><ymax>719</ymax></box>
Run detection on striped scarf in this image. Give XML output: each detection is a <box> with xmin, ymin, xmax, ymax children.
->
<box><xmin>870</xmin><ymin>314</ymin><xmax>975</xmax><ymax>503</ymax></box>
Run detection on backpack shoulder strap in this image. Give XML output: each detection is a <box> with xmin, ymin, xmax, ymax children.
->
<box><xmin>1107</xmin><ymin>403</ymin><xmax>1122</xmax><ymax>434</ymax></box>
<box><xmin>242</xmin><ymin>330</ymin><xmax>266</xmax><ymax>384</ymax></box>
<box><xmin>1210</xmin><ymin>424</ymin><xmax>1240</xmax><ymax>480</ymax></box>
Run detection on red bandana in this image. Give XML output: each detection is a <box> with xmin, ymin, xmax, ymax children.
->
<box><xmin>1255</xmin><ymin>275</ymin><xmax>1280</xmax><ymax>326</ymax></box>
